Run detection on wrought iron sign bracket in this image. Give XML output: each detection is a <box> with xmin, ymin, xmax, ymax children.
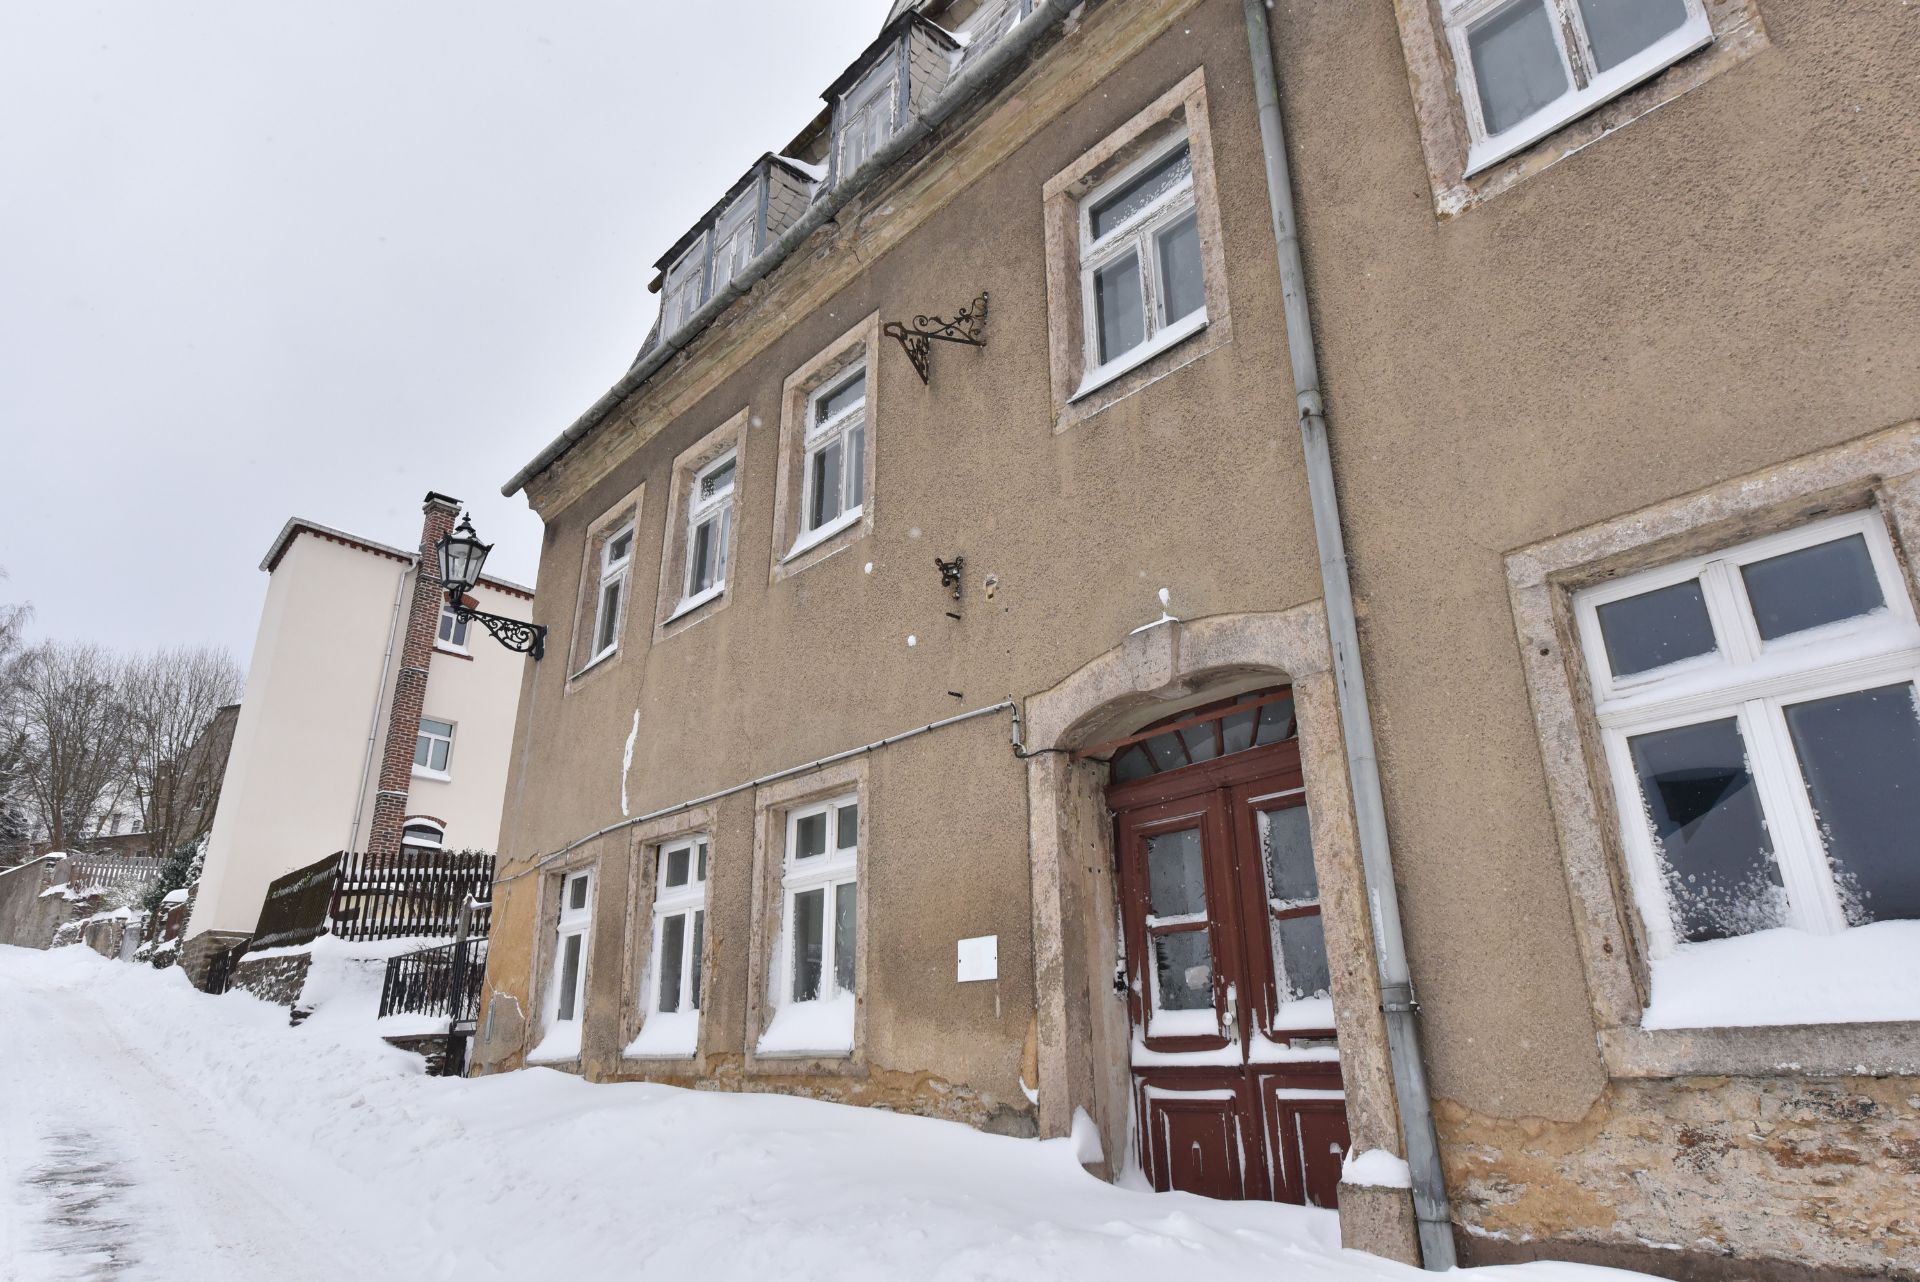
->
<box><xmin>883</xmin><ymin>291</ymin><xmax>989</xmax><ymax>386</ymax></box>
<box><xmin>449</xmin><ymin>592</ymin><xmax>547</xmax><ymax>661</ymax></box>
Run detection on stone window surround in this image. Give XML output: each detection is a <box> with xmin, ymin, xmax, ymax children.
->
<box><xmin>1042</xmin><ymin>67</ymin><xmax>1232</xmax><ymax>435</ymax></box>
<box><xmin>1020</xmin><ymin>605</ymin><xmax>1418</xmax><ymax>1265</ymax></box>
<box><xmin>769</xmin><ymin>313</ymin><xmax>882</xmax><ymax>583</ymax></box>
<box><xmin>524</xmin><ymin>838</ymin><xmax>615</xmax><ymax>1074</ymax></box>
<box><xmin>653</xmin><ymin>408</ymin><xmax>750</xmax><ymax>644</ymax></box>
<box><xmin>742</xmin><ymin>756</ymin><xmax>870</xmax><ymax>1077</ymax></box>
<box><xmin>616</xmin><ymin>803</ymin><xmax>720</xmax><ymax>1064</ymax></box>
<box><xmin>566</xmin><ymin>482</ymin><xmax>646</xmax><ymax>686</ymax></box>
<box><xmin>1391</xmin><ymin>0</ymin><xmax>1768</xmax><ymax>218</ymax></box>
<box><xmin>1505</xmin><ymin>419</ymin><xmax>1920</xmax><ymax>1080</ymax></box>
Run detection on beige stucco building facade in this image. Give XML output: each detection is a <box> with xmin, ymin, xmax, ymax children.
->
<box><xmin>185</xmin><ymin>499</ymin><xmax>532</xmax><ymax>965</ymax></box>
<box><xmin>479</xmin><ymin>1</ymin><xmax>1920</xmax><ymax>1277</ymax></box>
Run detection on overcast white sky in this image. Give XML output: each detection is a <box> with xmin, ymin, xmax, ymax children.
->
<box><xmin>0</xmin><ymin>1</ymin><xmax>884</xmax><ymax>662</ymax></box>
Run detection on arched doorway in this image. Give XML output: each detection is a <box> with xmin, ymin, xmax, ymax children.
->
<box><xmin>1091</xmin><ymin>687</ymin><xmax>1349</xmax><ymax>1205</ymax></box>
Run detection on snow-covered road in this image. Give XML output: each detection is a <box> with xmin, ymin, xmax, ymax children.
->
<box><xmin>0</xmin><ymin>946</ymin><xmax>1650</xmax><ymax>1282</ymax></box>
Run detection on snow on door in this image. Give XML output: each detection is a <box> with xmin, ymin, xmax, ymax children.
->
<box><xmin>1105</xmin><ymin>689</ymin><xmax>1349</xmax><ymax>1207</ymax></box>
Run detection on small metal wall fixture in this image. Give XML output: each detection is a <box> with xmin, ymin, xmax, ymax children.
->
<box><xmin>935</xmin><ymin>556</ymin><xmax>965</xmax><ymax>601</ymax></box>
<box><xmin>883</xmin><ymin>291</ymin><xmax>989</xmax><ymax>385</ymax></box>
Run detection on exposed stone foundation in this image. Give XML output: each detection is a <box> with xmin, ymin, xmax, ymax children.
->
<box><xmin>228</xmin><ymin>951</ymin><xmax>314</xmax><ymax>1012</ymax></box>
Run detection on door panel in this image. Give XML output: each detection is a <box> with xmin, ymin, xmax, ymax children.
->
<box><xmin>1138</xmin><ymin>1076</ymin><xmax>1258</xmax><ymax>1200</ymax></box>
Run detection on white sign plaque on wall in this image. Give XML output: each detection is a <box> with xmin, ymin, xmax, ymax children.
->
<box><xmin>956</xmin><ymin>934</ymin><xmax>998</xmax><ymax>982</ymax></box>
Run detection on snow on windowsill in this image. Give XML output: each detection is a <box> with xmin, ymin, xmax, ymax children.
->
<box><xmin>756</xmin><ymin>993</ymin><xmax>855</xmax><ymax>1058</ymax></box>
<box><xmin>1070</xmin><ymin>310</ymin><xmax>1208</xmax><ymax>403</ymax></box>
<box><xmin>1641</xmin><ymin>921</ymin><xmax>1920</xmax><ymax>1031</ymax></box>
<box><xmin>1341</xmin><ymin>1148</ymin><xmax>1411</xmax><ymax>1190</ymax></box>
<box><xmin>625</xmin><ymin>1009</ymin><xmax>700</xmax><ymax>1060</ymax></box>
<box><xmin>1271</xmin><ymin>996</ymin><xmax>1335</xmax><ymax>1032</ymax></box>
<box><xmin>784</xmin><ymin>506</ymin><xmax>864</xmax><ymax>562</ymax></box>
<box><xmin>527</xmin><ymin>1019</ymin><xmax>583</xmax><ymax>1064</ymax></box>
<box><xmin>664</xmin><ymin>584</ymin><xmax>724</xmax><ymax>624</ymax></box>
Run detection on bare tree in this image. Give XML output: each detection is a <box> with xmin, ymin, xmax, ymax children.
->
<box><xmin>11</xmin><ymin>641</ymin><xmax>130</xmax><ymax>851</ymax></box>
<box><xmin>119</xmin><ymin>645</ymin><xmax>243</xmax><ymax>861</ymax></box>
<box><xmin>0</xmin><ymin>572</ymin><xmax>31</xmax><ymax>865</ymax></box>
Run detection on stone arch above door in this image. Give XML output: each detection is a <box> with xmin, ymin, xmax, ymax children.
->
<box><xmin>1020</xmin><ymin>606</ymin><xmax>1415</xmax><ymax>1257</ymax></box>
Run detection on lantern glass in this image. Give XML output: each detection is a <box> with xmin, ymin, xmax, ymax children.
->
<box><xmin>437</xmin><ymin>520</ymin><xmax>491</xmax><ymax>595</ymax></box>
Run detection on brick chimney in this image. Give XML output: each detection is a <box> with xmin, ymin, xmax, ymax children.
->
<box><xmin>367</xmin><ymin>492</ymin><xmax>462</xmax><ymax>861</ymax></box>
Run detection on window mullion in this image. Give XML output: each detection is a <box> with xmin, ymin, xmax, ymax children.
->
<box><xmin>1134</xmin><ymin>226</ymin><xmax>1158</xmax><ymax>338</ymax></box>
<box><xmin>1545</xmin><ymin>0</ymin><xmax>1594</xmax><ymax>88</ymax></box>
<box><xmin>1699</xmin><ymin>560</ymin><xmax>1760</xmax><ymax>665</ymax></box>
<box><xmin>1739</xmin><ymin>699</ymin><xmax>1846</xmax><ymax>935</ymax></box>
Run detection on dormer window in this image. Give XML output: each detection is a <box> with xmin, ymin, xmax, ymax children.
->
<box><xmin>958</xmin><ymin>0</ymin><xmax>1032</xmax><ymax>65</ymax></box>
<box><xmin>708</xmin><ymin>189</ymin><xmax>759</xmax><ymax>295</ymax></box>
<box><xmin>836</xmin><ymin>60</ymin><xmax>900</xmax><ymax>180</ymax></box>
<box><xmin>662</xmin><ymin>235</ymin><xmax>708</xmax><ymax>334</ymax></box>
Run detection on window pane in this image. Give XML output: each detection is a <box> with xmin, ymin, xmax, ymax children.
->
<box><xmin>597</xmin><ymin>580</ymin><xmax>622</xmax><ymax>651</ymax></box>
<box><xmin>846</xmin><ymin>425</ymin><xmax>865</xmax><ymax>510</ymax></box>
<box><xmin>1468</xmin><ymin>0</ymin><xmax>1570</xmax><ymax>136</ymax></box>
<box><xmin>1111</xmin><ymin>744</ymin><xmax>1154</xmax><ymax>783</ymax></box>
<box><xmin>1260</xmin><ymin>805</ymin><xmax>1319</xmax><ymax>905</ymax></box>
<box><xmin>795</xmin><ymin>812</ymin><xmax>827</xmax><ymax>860</ymax></box>
<box><xmin>1740</xmin><ymin>534</ymin><xmax>1885</xmax><ymax>641</ymax></box>
<box><xmin>836</xmin><ymin>803</ymin><xmax>859</xmax><ymax>850</ymax></box>
<box><xmin>792</xmin><ymin>888</ymin><xmax>825</xmax><ymax>1002</ymax></box>
<box><xmin>690</xmin><ymin>910</ymin><xmax>704</xmax><ymax>1009</ymax></box>
<box><xmin>689</xmin><ymin>520</ymin><xmax>715</xmax><ymax>593</ymax></box>
<box><xmin>430</xmin><ymin>740</ymin><xmax>449</xmax><ymax>772</ymax></box>
<box><xmin>608</xmin><ymin>531</ymin><xmax>632</xmax><ymax>563</ymax></box>
<box><xmin>1220</xmin><ymin>708</ymin><xmax>1257</xmax><ymax>755</ymax></box>
<box><xmin>568</xmin><ymin>875</ymin><xmax>588</xmax><ymax>912</ymax></box>
<box><xmin>557</xmin><ymin>933</ymin><xmax>582</xmax><ymax>1021</ymax></box>
<box><xmin>1089</xmin><ymin>143</ymin><xmax>1192</xmax><ymax>239</ymax></box>
<box><xmin>834</xmin><ymin>882</ymin><xmax>857</xmax><ymax>995</ymax></box>
<box><xmin>1274</xmin><ymin>912</ymin><xmax>1331</xmax><ymax>1003</ymax></box>
<box><xmin>810</xmin><ymin>440</ymin><xmax>843</xmax><ymax>529</ymax></box>
<box><xmin>657</xmin><ymin>913</ymin><xmax>686</xmax><ymax>1013</ymax></box>
<box><xmin>700</xmin><ymin>458</ymin><xmax>735</xmax><ymax>499</ymax></box>
<box><xmin>696</xmin><ymin>843</ymin><xmax>708</xmax><ymax>883</ymax></box>
<box><xmin>1156</xmin><ymin>210</ymin><xmax>1205</xmax><ymax>325</ymax></box>
<box><xmin>1577</xmin><ymin>0</ymin><xmax>1688</xmax><ymax>72</ymax></box>
<box><xmin>1094</xmin><ymin>253</ymin><xmax>1145</xmax><ymax>363</ymax></box>
<box><xmin>414</xmin><ymin>737</ymin><xmax>430</xmax><ymax>768</ymax></box>
<box><xmin>1629</xmin><ymin>718</ymin><xmax>1786</xmax><ymax>943</ymax></box>
<box><xmin>1152</xmin><ymin>930</ymin><xmax>1214</xmax><ymax>1011</ymax></box>
<box><xmin>665</xmin><ymin>847</ymin><xmax>689</xmax><ymax>888</ymax></box>
<box><xmin>1178</xmin><ymin>723</ymin><xmax>1219</xmax><ymax>763</ymax></box>
<box><xmin>1596</xmin><ymin>579</ymin><xmax>1716</xmax><ymax>678</ymax></box>
<box><xmin>1145</xmin><ymin>729</ymin><xmax>1187</xmax><ymax>772</ymax></box>
<box><xmin>1785</xmin><ymin>684</ymin><xmax>1920</xmax><ymax>925</ymax></box>
<box><xmin>817</xmin><ymin>370</ymin><xmax>865</xmax><ymax>423</ymax></box>
<box><xmin>1146</xmin><ymin>826</ymin><xmax>1206</xmax><ymax>918</ymax></box>
<box><xmin>1255</xmin><ymin>697</ymin><xmax>1296</xmax><ymax>745</ymax></box>
<box><xmin>715</xmin><ymin>509</ymin><xmax>730</xmax><ymax>584</ymax></box>
<box><xmin>438</xmin><ymin>610</ymin><xmax>455</xmax><ymax>643</ymax></box>
<box><xmin>421</xmin><ymin>718</ymin><xmax>453</xmax><ymax>737</ymax></box>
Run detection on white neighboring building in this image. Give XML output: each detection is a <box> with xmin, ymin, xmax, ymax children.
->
<box><xmin>183</xmin><ymin>493</ymin><xmax>532</xmax><ymax>977</ymax></box>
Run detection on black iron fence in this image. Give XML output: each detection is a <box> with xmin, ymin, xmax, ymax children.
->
<box><xmin>378</xmin><ymin>935</ymin><xmax>490</xmax><ymax>1028</ymax></box>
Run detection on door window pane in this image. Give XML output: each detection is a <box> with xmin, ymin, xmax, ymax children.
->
<box><xmin>795</xmin><ymin>811</ymin><xmax>827</xmax><ymax>860</ymax></box>
<box><xmin>690</xmin><ymin>910</ymin><xmax>704</xmax><ymax>1009</ymax></box>
<box><xmin>1596</xmin><ymin>580</ymin><xmax>1716</xmax><ymax>677</ymax></box>
<box><xmin>1157</xmin><ymin>211</ymin><xmax>1205</xmax><ymax>325</ymax></box>
<box><xmin>1576</xmin><ymin>0</ymin><xmax>1688</xmax><ymax>71</ymax></box>
<box><xmin>1741</xmin><ymin>534</ymin><xmax>1885</xmax><ymax>641</ymax></box>
<box><xmin>1152</xmin><ymin>930</ymin><xmax>1214</xmax><ymax>1011</ymax></box>
<box><xmin>791</xmin><ymin>888</ymin><xmax>825</xmax><ymax>1001</ymax></box>
<box><xmin>1274</xmin><ymin>914</ymin><xmax>1331</xmax><ymax>1003</ymax></box>
<box><xmin>658</xmin><ymin>913</ymin><xmax>686</xmax><ymax>1013</ymax></box>
<box><xmin>1785</xmin><ymin>684</ymin><xmax>1920</xmax><ymax>924</ymax></box>
<box><xmin>1146</xmin><ymin>827</ymin><xmax>1207</xmax><ymax>918</ymax></box>
<box><xmin>1467</xmin><ymin>0</ymin><xmax>1570</xmax><ymax>135</ymax></box>
<box><xmin>1629</xmin><ymin>718</ymin><xmax>1786</xmax><ymax>942</ymax></box>
<box><xmin>1260</xmin><ymin>806</ymin><xmax>1319</xmax><ymax>906</ymax></box>
<box><xmin>557</xmin><ymin>934</ymin><xmax>582</xmax><ymax>1021</ymax></box>
<box><xmin>1094</xmin><ymin>254</ymin><xmax>1145</xmax><ymax>363</ymax></box>
<box><xmin>1089</xmin><ymin>144</ymin><xmax>1191</xmax><ymax>239</ymax></box>
<box><xmin>1178</xmin><ymin>723</ymin><xmax>1219</xmax><ymax>763</ymax></box>
<box><xmin>834</xmin><ymin>883</ymin><xmax>858</xmax><ymax>994</ymax></box>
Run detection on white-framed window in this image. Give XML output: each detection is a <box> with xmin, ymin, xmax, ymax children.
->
<box><xmin>632</xmin><ymin>837</ymin><xmax>708</xmax><ymax>1058</ymax></box>
<box><xmin>796</xmin><ymin>365</ymin><xmax>866</xmax><ymax>549</ymax></box>
<box><xmin>958</xmin><ymin>0</ymin><xmax>1031</xmax><ymax>65</ymax></box>
<box><xmin>413</xmin><ymin>717</ymin><xmax>454</xmax><ymax>778</ymax></box>
<box><xmin>678</xmin><ymin>451</ymin><xmax>736</xmax><ymax>613</ymax></box>
<box><xmin>401</xmin><ymin>818</ymin><xmax>445</xmax><ymax>851</ymax></box>
<box><xmin>436</xmin><ymin>604</ymin><xmax>468</xmax><ymax>651</ymax></box>
<box><xmin>1077</xmin><ymin>131</ymin><xmax>1204</xmax><ymax>392</ymax></box>
<box><xmin>1576</xmin><ymin>512</ymin><xmax>1920</xmax><ymax>994</ymax></box>
<box><xmin>589</xmin><ymin>523</ymin><xmax>634</xmax><ymax>662</ymax></box>
<box><xmin>1443</xmin><ymin>0</ymin><xmax>1712</xmax><ymax>174</ymax></box>
<box><xmin>837</xmin><ymin>62</ymin><xmax>898</xmax><ymax>180</ymax></box>
<box><xmin>534</xmin><ymin>869</ymin><xmax>594</xmax><ymax>1061</ymax></box>
<box><xmin>708</xmin><ymin>190</ymin><xmax>758</xmax><ymax>296</ymax></box>
<box><xmin>662</xmin><ymin>236</ymin><xmax>708</xmax><ymax>334</ymax></box>
<box><xmin>761</xmin><ymin>794</ymin><xmax>859</xmax><ymax>1055</ymax></box>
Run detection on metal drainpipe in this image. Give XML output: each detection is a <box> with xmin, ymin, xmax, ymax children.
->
<box><xmin>1239</xmin><ymin>0</ymin><xmax>1456</xmax><ymax>1268</ymax></box>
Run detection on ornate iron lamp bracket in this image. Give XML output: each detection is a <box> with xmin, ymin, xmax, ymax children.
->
<box><xmin>883</xmin><ymin>291</ymin><xmax>989</xmax><ymax>385</ymax></box>
<box><xmin>449</xmin><ymin>594</ymin><xmax>547</xmax><ymax>661</ymax></box>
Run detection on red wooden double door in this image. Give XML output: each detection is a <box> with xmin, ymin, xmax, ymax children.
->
<box><xmin>1106</xmin><ymin>691</ymin><xmax>1349</xmax><ymax>1206</ymax></box>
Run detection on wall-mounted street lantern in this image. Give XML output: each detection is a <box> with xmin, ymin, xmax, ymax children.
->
<box><xmin>435</xmin><ymin>513</ymin><xmax>548</xmax><ymax>661</ymax></box>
